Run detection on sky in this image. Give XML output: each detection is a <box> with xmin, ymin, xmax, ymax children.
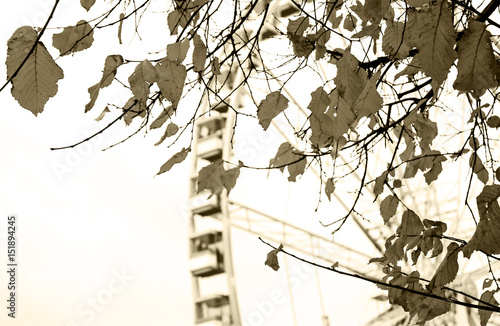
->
<box><xmin>0</xmin><ymin>1</ymin><xmax>435</xmax><ymax>326</ymax></box>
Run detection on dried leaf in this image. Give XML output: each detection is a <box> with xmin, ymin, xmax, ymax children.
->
<box><xmin>265</xmin><ymin>244</ymin><xmax>283</xmax><ymax>271</ymax></box>
<box><xmin>128</xmin><ymin>60</ymin><xmax>158</xmax><ymax>101</ymax></box>
<box><xmin>197</xmin><ymin>160</ymin><xmax>242</xmax><ymax>196</ymax></box>
<box><xmin>325</xmin><ymin>178</ymin><xmax>335</xmax><ymax>201</ymax></box>
<box><xmin>167</xmin><ymin>39</ymin><xmax>190</xmax><ymax>63</ymax></box>
<box><xmin>157</xmin><ymin>147</ymin><xmax>190</xmax><ymax>175</ymax></box>
<box><xmin>192</xmin><ymin>34</ymin><xmax>207</xmax><ymax>72</ymax></box>
<box><xmin>155</xmin><ymin>123</ymin><xmax>179</xmax><ymax>146</ymax></box>
<box><xmin>80</xmin><ymin>0</ymin><xmax>95</xmax><ymax>11</ymax></box>
<box><xmin>463</xmin><ymin>185</ymin><xmax>500</xmax><ymax>258</ymax></box>
<box><xmin>95</xmin><ymin>106</ymin><xmax>110</xmax><ymax>121</ymax></box>
<box><xmin>52</xmin><ymin>20</ymin><xmax>94</xmax><ymax>56</ymax></box>
<box><xmin>85</xmin><ymin>55</ymin><xmax>124</xmax><ymax>112</ymax></box>
<box><xmin>156</xmin><ymin>59</ymin><xmax>187</xmax><ymax>108</ymax></box>
<box><xmin>469</xmin><ymin>153</ymin><xmax>489</xmax><ymax>184</ymax></box>
<box><xmin>150</xmin><ymin>106</ymin><xmax>174</xmax><ymax>130</ymax></box>
<box><xmin>270</xmin><ymin>142</ymin><xmax>306</xmax><ymax>182</ymax></box>
<box><xmin>453</xmin><ymin>20</ymin><xmax>497</xmax><ymax>96</ymax></box>
<box><xmin>427</xmin><ymin>242</ymin><xmax>461</xmax><ymax>291</ymax></box>
<box><xmin>479</xmin><ymin>290</ymin><xmax>499</xmax><ymax>326</ymax></box>
<box><xmin>6</xmin><ymin>26</ymin><xmax>64</xmax><ymax>116</ymax></box>
<box><xmin>257</xmin><ymin>91</ymin><xmax>289</xmax><ymax>131</ymax></box>
<box><xmin>380</xmin><ymin>195</ymin><xmax>399</xmax><ymax>224</ymax></box>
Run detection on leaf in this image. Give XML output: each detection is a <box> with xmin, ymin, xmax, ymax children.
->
<box><xmin>192</xmin><ymin>34</ymin><xmax>207</xmax><ymax>72</ymax></box>
<box><xmin>167</xmin><ymin>9</ymin><xmax>189</xmax><ymax>35</ymax></box>
<box><xmin>482</xmin><ymin>278</ymin><xmax>493</xmax><ymax>290</ymax></box>
<box><xmin>479</xmin><ymin>290</ymin><xmax>499</xmax><ymax>326</ymax></box>
<box><xmin>325</xmin><ymin>178</ymin><xmax>335</xmax><ymax>201</ymax></box>
<box><xmin>257</xmin><ymin>91</ymin><xmax>289</xmax><ymax>131</ymax></box>
<box><xmin>453</xmin><ymin>20</ymin><xmax>497</xmax><ymax>97</ymax></box>
<box><xmin>270</xmin><ymin>142</ymin><xmax>306</xmax><ymax>182</ymax></box>
<box><xmin>197</xmin><ymin>160</ymin><xmax>241</xmax><ymax>195</ymax></box>
<box><xmin>157</xmin><ymin>147</ymin><xmax>190</xmax><ymax>175</ymax></box>
<box><xmin>155</xmin><ymin>123</ymin><xmax>179</xmax><ymax>146</ymax></box>
<box><xmin>373</xmin><ymin>171</ymin><xmax>388</xmax><ymax>197</ymax></box>
<box><xmin>487</xmin><ymin>115</ymin><xmax>500</xmax><ymax>128</ymax></box>
<box><xmin>150</xmin><ymin>106</ymin><xmax>174</xmax><ymax>130</ymax></box>
<box><xmin>353</xmin><ymin>70</ymin><xmax>383</xmax><ymax>118</ymax></box>
<box><xmin>288</xmin><ymin>35</ymin><xmax>315</xmax><ymax>57</ymax></box>
<box><xmin>463</xmin><ymin>185</ymin><xmax>500</xmax><ymax>258</ymax></box>
<box><xmin>469</xmin><ymin>153</ymin><xmax>489</xmax><ymax>184</ymax></box>
<box><xmin>117</xmin><ymin>13</ymin><xmax>124</xmax><ymax>44</ymax></box>
<box><xmin>128</xmin><ymin>60</ymin><xmax>158</xmax><ymax>101</ymax></box>
<box><xmin>85</xmin><ymin>55</ymin><xmax>124</xmax><ymax>112</ymax></box>
<box><xmin>343</xmin><ymin>14</ymin><xmax>357</xmax><ymax>32</ymax></box>
<box><xmin>427</xmin><ymin>242</ymin><xmax>461</xmax><ymax>291</ymax></box>
<box><xmin>211</xmin><ymin>57</ymin><xmax>221</xmax><ymax>75</ymax></box>
<box><xmin>334</xmin><ymin>48</ymin><xmax>368</xmax><ymax>107</ymax></box>
<box><xmin>221</xmin><ymin>163</ymin><xmax>242</xmax><ymax>195</ymax></box>
<box><xmin>331</xmin><ymin>261</ymin><xmax>339</xmax><ymax>269</ymax></box>
<box><xmin>329</xmin><ymin>89</ymin><xmax>355</xmax><ymax>140</ymax></box>
<box><xmin>264</xmin><ymin>244</ymin><xmax>283</xmax><ymax>271</ymax></box>
<box><xmin>80</xmin><ymin>0</ymin><xmax>95</xmax><ymax>11</ymax></box>
<box><xmin>397</xmin><ymin>210</ymin><xmax>424</xmax><ymax>237</ymax></box>
<box><xmin>287</xmin><ymin>17</ymin><xmax>309</xmax><ymax>36</ymax></box>
<box><xmin>6</xmin><ymin>26</ymin><xmax>64</xmax><ymax>116</ymax></box>
<box><xmin>413</xmin><ymin>0</ymin><xmax>456</xmax><ymax>86</ymax></box>
<box><xmin>380</xmin><ymin>195</ymin><xmax>399</xmax><ymax>224</ymax></box>
<box><xmin>424</xmin><ymin>154</ymin><xmax>446</xmax><ymax>185</ymax></box>
<box><xmin>156</xmin><ymin>59</ymin><xmax>187</xmax><ymax>108</ymax></box>
<box><xmin>167</xmin><ymin>39</ymin><xmax>190</xmax><ymax>63</ymax></box>
<box><xmin>382</xmin><ymin>20</ymin><xmax>411</xmax><ymax>59</ymax></box>
<box><xmin>308</xmin><ymin>87</ymin><xmax>334</xmax><ymax>147</ymax></box>
<box><xmin>52</xmin><ymin>20</ymin><xmax>94</xmax><ymax>56</ymax></box>
<box><xmin>95</xmin><ymin>106</ymin><xmax>110</xmax><ymax>121</ymax></box>
<box><xmin>123</xmin><ymin>97</ymin><xmax>145</xmax><ymax>126</ymax></box>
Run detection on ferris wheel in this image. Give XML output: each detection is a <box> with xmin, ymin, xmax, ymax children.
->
<box><xmin>183</xmin><ymin>2</ymin><xmax>498</xmax><ymax>326</ymax></box>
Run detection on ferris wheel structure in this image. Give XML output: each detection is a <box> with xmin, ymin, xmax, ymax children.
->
<box><xmin>184</xmin><ymin>2</ymin><xmax>496</xmax><ymax>325</ymax></box>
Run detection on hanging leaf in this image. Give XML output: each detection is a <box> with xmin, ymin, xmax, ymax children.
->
<box><xmin>167</xmin><ymin>9</ymin><xmax>189</xmax><ymax>35</ymax></box>
<box><xmin>85</xmin><ymin>55</ymin><xmax>124</xmax><ymax>112</ymax></box>
<box><xmin>325</xmin><ymin>177</ymin><xmax>335</xmax><ymax>201</ymax></box>
<box><xmin>479</xmin><ymin>290</ymin><xmax>499</xmax><ymax>326</ymax></box>
<box><xmin>156</xmin><ymin>59</ymin><xmax>187</xmax><ymax>108</ymax></box>
<box><xmin>329</xmin><ymin>89</ymin><xmax>355</xmax><ymax>140</ymax></box>
<box><xmin>157</xmin><ymin>147</ymin><xmax>190</xmax><ymax>175</ymax></box>
<box><xmin>413</xmin><ymin>0</ymin><xmax>456</xmax><ymax>86</ymax></box>
<box><xmin>257</xmin><ymin>91</ymin><xmax>289</xmax><ymax>131</ymax></box>
<box><xmin>380</xmin><ymin>195</ymin><xmax>399</xmax><ymax>224</ymax></box>
<box><xmin>353</xmin><ymin>70</ymin><xmax>383</xmax><ymax>118</ymax></box>
<box><xmin>128</xmin><ymin>60</ymin><xmax>158</xmax><ymax>101</ymax></box>
<box><xmin>80</xmin><ymin>0</ymin><xmax>95</xmax><ymax>11</ymax></box>
<box><xmin>221</xmin><ymin>162</ymin><xmax>242</xmax><ymax>195</ymax></box>
<box><xmin>197</xmin><ymin>159</ymin><xmax>242</xmax><ymax>195</ymax></box>
<box><xmin>192</xmin><ymin>34</ymin><xmax>207</xmax><ymax>72</ymax></box>
<box><xmin>150</xmin><ymin>106</ymin><xmax>174</xmax><ymax>130</ymax></box>
<box><xmin>52</xmin><ymin>20</ymin><xmax>94</xmax><ymax>56</ymax></box>
<box><xmin>373</xmin><ymin>171</ymin><xmax>388</xmax><ymax>197</ymax></box>
<box><xmin>427</xmin><ymin>242</ymin><xmax>461</xmax><ymax>291</ymax></box>
<box><xmin>382</xmin><ymin>20</ymin><xmax>411</xmax><ymax>59</ymax></box>
<box><xmin>95</xmin><ymin>106</ymin><xmax>110</xmax><ymax>121</ymax></box>
<box><xmin>453</xmin><ymin>20</ymin><xmax>497</xmax><ymax>96</ymax></box>
<box><xmin>270</xmin><ymin>142</ymin><xmax>306</xmax><ymax>182</ymax></box>
<box><xmin>334</xmin><ymin>48</ymin><xmax>368</xmax><ymax>107</ymax></box>
<box><xmin>482</xmin><ymin>278</ymin><xmax>493</xmax><ymax>290</ymax></box>
<box><xmin>167</xmin><ymin>39</ymin><xmax>190</xmax><ymax>63</ymax></box>
<box><xmin>155</xmin><ymin>123</ymin><xmax>179</xmax><ymax>146</ymax></box>
<box><xmin>264</xmin><ymin>244</ymin><xmax>283</xmax><ymax>271</ymax></box>
<box><xmin>308</xmin><ymin>87</ymin><xmax>334</xmax><ymax>147</ymax></box>
<box><xmin>469</xmin><ymin>153</ymin><xmax>489</xmax><ymax>184</ymax></box>
<box><xmin>463</xmin><ymin>185</ymin><xmax>500</xmax><ymax>258</ymax></box>
<box><xmin>287</xmin><ymin>17</ymin><xmax>309</xmax><ymax>36</ymax></box>
<box><xmin>117</xmin><ymin>13</ymin><xmax>125</xmax><ymax>44</ymax></box>
<box><xmin>6</xmin><ymin>26</ymin><xmax>64</xmax><ymax>116</ymax></box>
